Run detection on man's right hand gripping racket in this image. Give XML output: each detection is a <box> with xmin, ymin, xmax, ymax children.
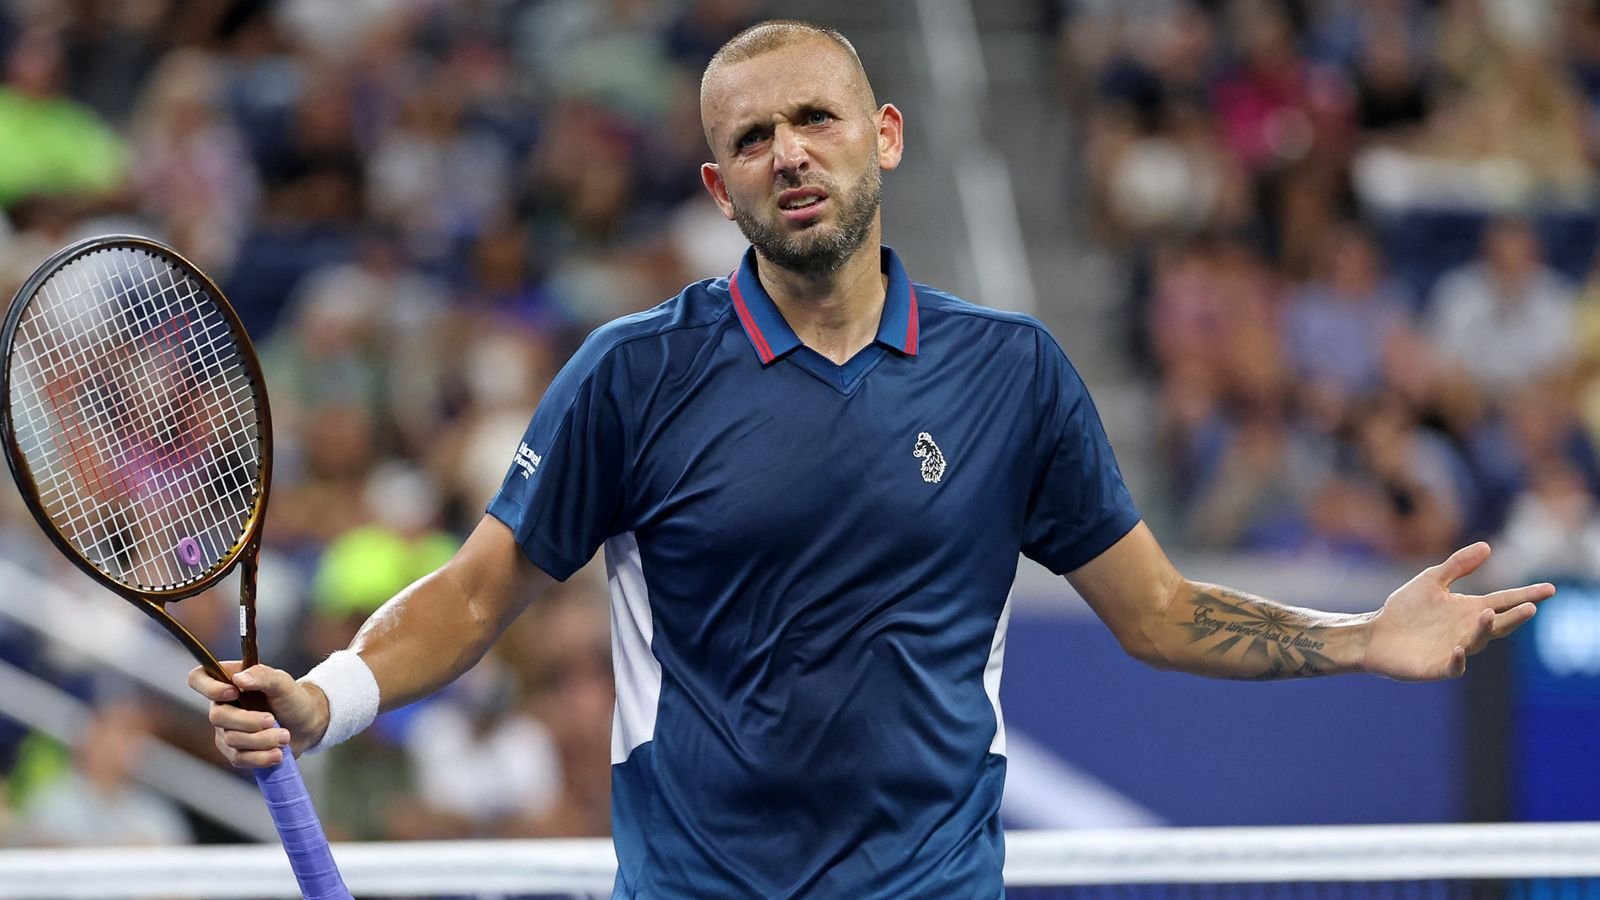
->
<box><xmin>0</xmin><ymin>235</ymin><xmax>351</xmax><ymax>899</ymax></box>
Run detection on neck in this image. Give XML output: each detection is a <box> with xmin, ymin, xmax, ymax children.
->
<box><xmin>755</xmin><ymin>233</ymin><xmax>886</xmax><ymax>365</ymax></box>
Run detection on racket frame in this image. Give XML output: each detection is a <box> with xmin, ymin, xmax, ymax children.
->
<box><xmin>1</xmin><ymin>234</ymin><xmax>351</xmax><ymax>900</ymax></box>
<box><xmin>0</xmin><ymin>234</ymin><xmax>274</xmax><ymax>684</ymax></box>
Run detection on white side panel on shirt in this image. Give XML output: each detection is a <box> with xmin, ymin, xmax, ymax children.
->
<box><xmin>985</xmin><ymin>589</ymin><xmax>1013</xmax><ymax>757</ymax></box>
<box><xmin>604</xmin><ymin>532</ymin><xmax>663</xmax><ymax>765</ymax></box>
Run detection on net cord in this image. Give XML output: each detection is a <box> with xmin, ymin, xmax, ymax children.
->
<box><xmin>0</xmin><ymin>824</ymin><xmax>1598</xmax><ymax>898</ymax></box>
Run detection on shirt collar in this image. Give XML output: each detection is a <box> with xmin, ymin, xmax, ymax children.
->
<box><xmin>728</xmin><ymin>245</ymin><xmax>920</xmax><ymax>365</ymax></box>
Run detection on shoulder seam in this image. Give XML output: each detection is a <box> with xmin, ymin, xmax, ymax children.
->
<box><xmin>914</xmin><ymin>286</ymin><xmax>1048</xmax><ymax>332</ymax></box>
<box><xmin>585</xmin><ymin>298</ymin><xmax>739</xmax><ymax>364</ymax></box>
<box><xmin>931</xmin><ymin>304</ymin><xmax>1049</xmax><ymax>330</ymax></box>
<box><xmin>542</xmin><ymin>296</ymin><xmax>737</xmax><ymax>440</ymax></box>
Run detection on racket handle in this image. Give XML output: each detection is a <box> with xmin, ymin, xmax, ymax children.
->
<box><xmin>253</xmin><ymin>739</ymin><xmax>352</xmax><ymax>900</ymax></box>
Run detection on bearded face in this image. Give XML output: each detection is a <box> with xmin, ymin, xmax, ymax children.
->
<box><xmin>728</xmin><ymin>152</ymin><xmax>883</xmax><ymax>278</ymax></box>
<box><xmin>700</xmin><ymin>35</ymin><xmax>903</xmax><ymax>279</ymax></box>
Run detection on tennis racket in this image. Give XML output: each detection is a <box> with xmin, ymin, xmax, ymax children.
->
<box><xmin>0</xmin><ymin>234</ymin><xmax>350</xmax><ymax>899</ymax></box>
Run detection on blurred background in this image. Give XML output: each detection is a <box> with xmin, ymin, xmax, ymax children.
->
<box><xmin>0</xmin><ymin>0</ymin><xmax>1597</xmax><ymax>854</ymax></box>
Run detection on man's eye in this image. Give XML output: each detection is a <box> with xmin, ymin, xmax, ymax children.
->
<box><xmin>737</xmin><ymin>131</ymin><xmax>763</xmax><ymax>149</ymax></box>
<box><xmin>806</xmin><ymin>111</ymin><xmax>831</xmax><ymax>125</ymax></box>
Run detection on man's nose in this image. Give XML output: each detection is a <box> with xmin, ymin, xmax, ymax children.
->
<box><xmin>771</xmin><ymin>124</ymin><xmax>809</xmax><ymax>175</ymax></box>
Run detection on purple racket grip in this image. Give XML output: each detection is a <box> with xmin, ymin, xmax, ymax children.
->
<box><xmin>252</xmin><ymin>736</ymin><xmax>352</xmax><ymax>900</ymax></box>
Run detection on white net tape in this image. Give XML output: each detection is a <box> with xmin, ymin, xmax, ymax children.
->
<box><xmin>1</xmin><ymin>824</ymin><xmax>1598</xmax><ymax>899</ymax></box>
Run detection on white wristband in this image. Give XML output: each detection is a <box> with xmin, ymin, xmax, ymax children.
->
<box><xmin>299</xmin><ymin>650</ymin><xmax>380</xmax><ymax>753</ymax></box>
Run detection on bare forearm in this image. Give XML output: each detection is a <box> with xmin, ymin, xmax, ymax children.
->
<box><xmin>1146</xmin><ymin>582</ymin><xmax>1376</xmax><ymax>680</ymax></box>
<box><xmin>341</xmin><ymin>515</ymin><xmax>550</xmax><ymax>711</ymax></box>
<box><xmin>348</xmin><ymin>565</ymin><xmax>506</xmax><ymax>710</ymax></box>
<box><xmin>1070</xmin><ymin>524</ymin><xmax>1550</xmax><ymax>685</ymax></box>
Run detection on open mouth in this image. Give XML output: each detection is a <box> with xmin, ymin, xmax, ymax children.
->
<box><xmin>777</xmin><ymin>188</ymin><xmax>828</xmax><ymax>221</ymax></box>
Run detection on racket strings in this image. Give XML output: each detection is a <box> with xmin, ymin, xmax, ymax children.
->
<box><xmin>19</xmin><ymin>259</ymin><xmax>193</xmax><ymax>514</ymax></box>
<box><xmin>7</xmin><ymin>248</ymin><xmax>262</xmax><ymax>592</ymax></box>
<box><xmin>78</xmin><ymin>259</ymin><xmax>259</xmax><ymax>562</ymax></box>
<box><xmin>23</xmin><ymin>262</ymin><xmax>223</xmax><ymax>503</ymax></box>
<box><xmin>21</xmin><ymin>254</ymin><xmax>257</xmax><ymax>588</ymax></box>
<box><xmin>65</xmin><ymin>254</ymin><xmax>261</xmax><ymax>586</ymax></box>
<box><xmin>17</xmin><ymin>255</ymin><xmax>229</xmax><ymax>584</ymax></box>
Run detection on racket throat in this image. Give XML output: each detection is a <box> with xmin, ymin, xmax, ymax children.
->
<box><xmin>128</xmin><ymin>596</ymin><xmax>229</xmax><ymax>684</ymax></box>
<box><xmin>240</xmin><ymin>542</ymin><xmax>261</xmax><ymax>669</ymax></box>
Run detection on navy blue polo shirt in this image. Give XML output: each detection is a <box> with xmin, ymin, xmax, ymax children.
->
<box><xmin>488</xmin><ymin>246</ymin><xmax>1139</xmax><ymax>899</ymax></box>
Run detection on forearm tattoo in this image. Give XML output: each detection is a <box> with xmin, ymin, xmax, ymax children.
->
<box><xmin>1181</xmin><ymin>588</ymin><xmax>1339</xmax><ymax>680</ymax></box>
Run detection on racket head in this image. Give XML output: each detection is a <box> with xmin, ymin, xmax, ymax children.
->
<box><xmin>0</xmin><ymin>235</ymin><xmax>273</xmax><ymax>604</ymax></box>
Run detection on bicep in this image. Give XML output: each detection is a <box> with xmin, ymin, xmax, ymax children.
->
<box><xmin>1063</xmin><ymin>520</ymin><xmax>1184</xmax><ymax>659</ymax></box>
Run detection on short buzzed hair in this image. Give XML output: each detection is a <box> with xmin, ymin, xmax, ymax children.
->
<box><xmin>701</xmin><ymin>19</ymin><xmax>876</xmax><ymax>108</ymax></box>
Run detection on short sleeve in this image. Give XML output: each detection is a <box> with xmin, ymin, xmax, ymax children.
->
<box><xmin>486</xmin><ymin>335</ymin><xmax>632</xmax><ymax>581</ymax></box>
<box><xmin>1020</xmin><ymin>329</ymin><xmax>1140</xmax><ymax>574</ymax></box>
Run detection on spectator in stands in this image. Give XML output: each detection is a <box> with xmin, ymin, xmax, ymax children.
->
<box><xmin>1489</xmin><ymin>456</ymin><xmax>1600</xmax><ymax>583</ymax></box>
<box><xmin>56</xmin><ymin>1</ymin><xmax>173</xmax><ymax>127</ymax></box>
<box><xmin>1149</xmin><ymin>235</ymin><xmax>1284</xmax><ymax>514</ymax></box>
<box><xmin>1429</xmin><ymin>4</ymin><xmax>1592</xmax><ymax>200</ymax></box>
<box><xmin>1307</xmin><ymin>0</ymin><xmax>1433</xmax><ymax>79</ymax></box>
<box><xmin>308</xmin><ymin>463</ymin><xmax>459</xmax><ymax>663</ymax></box>
<box><xmin>1570</xmin><ymin>244</ymin><xmax>1600</xmax><ymax>450</ymax></box>
<box><xmin>1083</xmin><ymin>3</ymin><xmax>1243</xmax><ymax>249</ymax></box>
<box><xmin>501</xmin><ymin>590</ymin><xmax>613</xmax><ymax>838</ymax></box>
<box><xmin>270</xmin><ymin>404</ymin><xmax>378</xmax><ymax>547</ymax></box>
<box><xmin>1299</xmin><ymin>473</ymin><xmax>1400</xmax><ymax>561</ymax></box>
<box><xmin>267</xmin><ymin>229</ymin><xmax>451</xmax><ymax>450</ymax></box>
<box><xmin>364</xmin><ymin>75</ymin><xmax>516</xmax><ymax>256</ymax></box>
<box><xmin>433</xmin><ymin>329</ymin><xmax>552</xmax><ymax>518</ymax></box>
<box><xmin>401</xmin><ymin>656</ymin><xmax>563</xmax><ymax>837</ymax></box>
<box><xmin>14</xmin><ymin>701</ymin><xmax>192</xmax><ymax>848</ymax></box>
<box><xmin>1349</xmin><ymin>393</ymin><xmax>1472</xmax><ymax>559</ymax></box>
<box><xmin>128</xmin><ymin>48</ymin><xmax>259</xmax><ymax>275</ymax></box>
<box><xmin>1283</xmin><ymin>223</ymin><xmax>1416</xmax><ymax>428</ymax></box>
<box><xmin>300</xmin><ymin>463</ymin><xmax>464</xmax><ymax>840</ymax></box>
<box><xmin>1465</xmin><ymin>379</ymin><xmax>1600</xmax><ymax>535</ymax></box>
<box><xmin>1149</xmin><ymin>235</ymin><xmax>1282</xmax><ymax>394</ymax></box>
<box><xmin>1209</xmin><ymin>0</ymin><xmax>1354</xmax><ymax>269</ymax></box>
<box><xmin>1346</xmin><ymin>17</ymin><xmax>1433</xmax><ymax>141</ymax></box>
<box><xmin>1425</xmin><ymin>217</ymin><xmax>1578</xmax><ymax>400</ymax></box>
<box><xmin>664</xmin><ymin>0</ymin><xmax>762</xmax><ymax>70</ymax></box>
<box><xmin>0</xmin><ymin>25</ymin><xmax>127</xmax><ymax>209</ymax></box>
<box><xmin>1178</xmin><ymin>390</ymin><xmax>1332</xmax><ymax>553</ymax></box>
<box><xmin>1059</xmin><ymin>0</ymin><xmax>1201</xmax><ymax>92</ymax></box>
<box><xmin>1563</xmin><ymin>0</ymin><xmax>1600</xmax><ymax>114</ymax></box>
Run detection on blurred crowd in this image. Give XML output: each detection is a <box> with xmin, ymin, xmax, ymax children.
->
<box><xmin>0</xmin><ymin>0</ymin><xmax>763</xmax><ymax>848</ymax></box>
<box><xmin>1067</xmin><ymin>0</ymin><xmax>1600</xmax><ymax>579</ymax></box>
<box><xmin>5</xmin><ymin>0</ymin><xmax>1600</xmax><ymax>856</ymax></box>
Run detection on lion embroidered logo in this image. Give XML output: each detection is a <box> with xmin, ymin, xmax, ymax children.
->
<box><xmin>913</xmin><ymin>432</ymin><xmax>946</xmax><ymax>484</ymax></box>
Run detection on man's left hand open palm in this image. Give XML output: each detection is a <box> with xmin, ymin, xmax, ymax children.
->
<box><xmin>1365</xmin><ymin>542</ymin><xmax>1554</xmax><ymax>681</ymax></box>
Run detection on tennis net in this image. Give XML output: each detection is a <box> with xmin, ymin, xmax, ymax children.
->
<box><xmin>1003</xmin><ymin>824</ymin><xmax>1600</xmax><ymax>900</ymax></box>
<box><xmin>0</xmin><ymin>822</ymin><xmax>1596</xmax><ymax>898</ymax></box>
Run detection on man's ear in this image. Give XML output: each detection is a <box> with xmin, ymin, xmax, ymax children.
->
<box><xmin>875</xmin><ymin>103</ymin><xmax>905</xmax><ymax>172</ymax></box>
<box><xmin>701</xmin><ymin>163</ymin><xmax>737</xmax><ymax>221</ymax></box>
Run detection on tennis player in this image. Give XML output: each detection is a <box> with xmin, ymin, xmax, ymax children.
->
<box><xmin>191</xmin><ymin>20</ymin><xmax>1553</xmax><ymax>899</ymax></box>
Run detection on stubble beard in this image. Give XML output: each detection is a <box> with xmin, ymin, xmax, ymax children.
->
<box><xmin>730</xmin><ymin>158</ymin><xmax>883</xmax><ymax>278</ymax></box>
